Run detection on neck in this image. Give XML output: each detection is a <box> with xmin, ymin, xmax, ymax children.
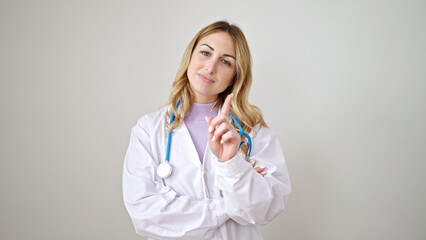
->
<box><xmin>193</xmin><ymin>95</ymin><xmax>218</xmax><ymax>104</ymax></box>
<box><xmin>185</xmin><ymin>102</ymin><xmax>217</xmax><ymax>120</ymax></box>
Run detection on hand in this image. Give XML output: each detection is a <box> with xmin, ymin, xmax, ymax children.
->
<box><xmin>206</xmin><ymin>94</ymin><xmax>240</xmax><ymax>162</ymax></box>
<box><xmin>251</xmin><ymin>160</ymin><xmax>267</xmax><ymax>177</ymax></box>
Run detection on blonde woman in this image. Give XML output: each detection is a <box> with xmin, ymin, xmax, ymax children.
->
<box><xmin>123</xmin><ymin>21</ymin><xmax>291</xmax><ymax>240</ymax></box>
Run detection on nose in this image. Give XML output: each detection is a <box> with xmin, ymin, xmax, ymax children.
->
<box><xmin>205</xmin><ymin>59</ymin><xmax>217</xmax><ymax>74</ymax></box>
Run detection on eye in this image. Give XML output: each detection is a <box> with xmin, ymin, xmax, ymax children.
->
<box><xmin>201</xmin><ymin>51</ymin><xmax>211</xmax><ymax>56</ymax></box>
<box><xmin>221</xmin><ymin>59</ymin><xmax>232</xmax><ymax>66</ymax></box>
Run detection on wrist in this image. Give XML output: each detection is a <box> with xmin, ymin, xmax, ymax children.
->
<box><xmin>215</xmin><ymin>153</ymin><xmax>250</xmax><ymax>178</ymax></box>
<box><xmin>218</xmin><ymin>152</ymin><xmax>238</xmax><ymax>162</ymax></box>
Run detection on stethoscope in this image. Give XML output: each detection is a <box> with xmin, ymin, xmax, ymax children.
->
<box><xmin>156</xmin><ymin>100</ymin><xmax>253</xmax><ymax>179</ymax></box>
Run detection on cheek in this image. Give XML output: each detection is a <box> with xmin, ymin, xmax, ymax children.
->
<box><xmin>187</xmin><ymin>59</ymin><xmax>198</xmax><ymax>76</ymax></box>
<box><xmin>220</xmin><ymin>68</ymin><xmax>236</xmax><ymax>84</ymax></box>
<box><xmin>189</xmin><ymin>55</ymin><xmax>203</xmax><ymax>68</ymax></box>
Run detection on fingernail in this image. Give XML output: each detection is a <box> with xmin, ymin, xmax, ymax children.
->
<box><xmin>261</xmin><ymin>171</ymin><xmax>267</xmax><ymax>175</ymax></box>
<box><xmin>250</xmin><ymin>160</ymin><xmax>256</xmax><ymax>167</ymax></box>
<box><xmin>220</xmin><ymin>139</ymin><xmax>223</xmax><ymax>144</ymax></box>
<box><xmin>259</xmin><ymin>166</ymin><xmax>266</xmax><ymax>170</ymax></box>
<box><xmin>208</xmin><ymin>126</ymin><xmax>213</xmax><ymax>133</ymax></box>
<box><xmin>205</xmin><ymin>116</ymin><xmax>209</xmax><ymax>122</ymax></box>
<box><xmin>212</xmin><ymin>136</ymin><xmax>216</xmax><ymax>142</ymax></box>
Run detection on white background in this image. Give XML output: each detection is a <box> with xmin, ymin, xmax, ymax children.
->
<box><xmin>1</xmin><ymin>0</ymin><xmax>425</xmax><ymax>239</ymax></box>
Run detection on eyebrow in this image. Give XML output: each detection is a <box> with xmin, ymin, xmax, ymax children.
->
<box><xmin>200</xmin><ymin>44</ymin><xmax>236</xmax><ymax>60</ymax></box>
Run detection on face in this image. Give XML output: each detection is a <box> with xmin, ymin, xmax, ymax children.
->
<box><xmin>187</xmin><ymin>31</ymin><xmax>236</xmax><ymax>103</ymax></box>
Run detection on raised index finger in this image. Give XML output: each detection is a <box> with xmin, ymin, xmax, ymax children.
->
<box><xmin>220</xmin><ymin>94</ymin><xmax>233</xmax><ymax>116</ymax></box>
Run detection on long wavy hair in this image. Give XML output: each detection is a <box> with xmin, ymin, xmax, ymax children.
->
<box><xmin>167</xmin><ymin>21</ymin><xmax>267</xmax><ymax>154</ymax></box>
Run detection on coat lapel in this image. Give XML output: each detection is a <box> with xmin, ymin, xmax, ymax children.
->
<box><xmin>172</xmin><ymin>122</ymin><xmax>201</xmax><ymax>167</ymax></box>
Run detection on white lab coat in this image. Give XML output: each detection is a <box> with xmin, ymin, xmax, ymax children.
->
<box><xmin>122</xmin><ymin>107</ymin><xmax>291</xmax><ymax>240</ymax></box>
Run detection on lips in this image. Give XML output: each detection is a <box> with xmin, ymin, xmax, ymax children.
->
<box><xmin>198</xmin><ymin>73</ymin><xmax>215</xmax><ymax>83</ymax></box>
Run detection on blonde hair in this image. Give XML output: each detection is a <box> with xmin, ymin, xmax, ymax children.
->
<box><xmin>167</xmin><ymin>21</ymin><xmax>267</xmax><ymax>154</ymax></box>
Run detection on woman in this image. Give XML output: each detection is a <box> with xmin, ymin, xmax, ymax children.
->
<box><xmin>123</xmin><ymin>21</ymin><xmax>291</xmax><ymax>240</ymax></box>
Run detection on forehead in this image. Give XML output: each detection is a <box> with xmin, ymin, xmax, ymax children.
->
<box><xmin>197</xmin><ymin>31</ymin><xmax>235</xmax><ymax>55</ymax></box>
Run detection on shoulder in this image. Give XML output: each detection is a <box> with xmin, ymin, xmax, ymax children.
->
<box><xmin>250</xmin><ymin>124</ymin><xmax>280</xmax><ymax>147</ymax></box>
<box><xmin>251</xmin><ymin>124</ymin><xmax>277</xmax><ymax>139</ymax></box>
<box><xmin>249</xmin><ymin>125</ymin><xmax>285</xmax><ymax>160</ymax></box>
<box><xmin>134</xmin><ymin>106</ymin><xmax>169</xmax><ymax>132</ymax></box>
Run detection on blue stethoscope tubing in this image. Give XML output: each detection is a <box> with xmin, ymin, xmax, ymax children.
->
<box><xmin>229</xmin><ymin>113</ymin><xmax>252</xmax><ymax>156</ymax></box>
<box><xmin>158</xmin><ymin>99</ymin><xmax>252</xmax><ymax>178</ymax></box>
<box><xmin>164</xmin><ymin>100</ymin><xmax>178</xmax><ymax>163</ymax></box>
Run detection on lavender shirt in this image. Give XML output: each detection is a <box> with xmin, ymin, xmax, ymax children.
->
<box><xmin>184</xmin><ymin>102</ymin><xmax>218</xmax><ymax>163</ymax></box>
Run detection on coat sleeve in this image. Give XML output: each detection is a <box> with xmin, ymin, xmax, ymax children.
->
<box><xmin>214</xmin><ymin>126</ymin><xmax>291</xmax><ymax>226</ymax></box>
<box><xmin>122</xmin><ymin>117</ymin><xmax>229</xmax><ymax>240</ymax></box>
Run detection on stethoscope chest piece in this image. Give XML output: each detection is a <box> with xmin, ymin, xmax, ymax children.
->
<box><xmin>157</xmin><ymin>162</ymin><xmax>172</xmax><ymax>178</ymax></box>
